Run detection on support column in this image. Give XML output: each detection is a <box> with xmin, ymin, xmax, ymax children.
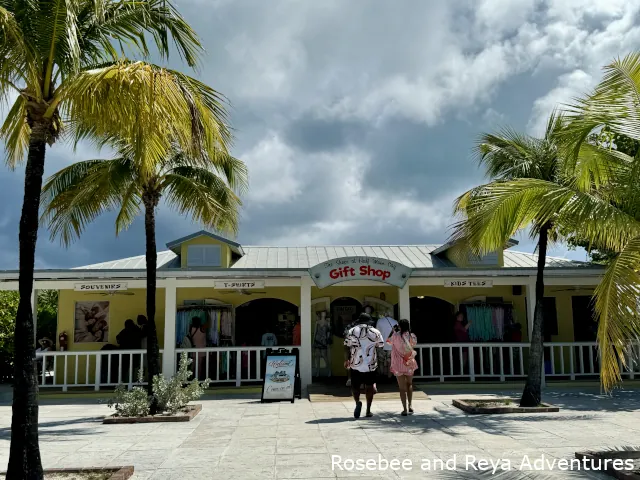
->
<box><xmin>299</xmin><ymin>276</ymin><xmax>313</xmax><ymax>391</ymax></box>
<box><xmin>398</xmin><ymin>282</ymin><xmax>411</xmax><ymax>323</ymax></box>
<box><xmin>31</xmin><ymin>288</ymin><xmax>38</xmax><ymax>347</ymax></box>
<box><xmin>525</xmin><ymin>279</ymin><xmax>536</xmax><ymax>341</ymax></box>
<box><xmin>162</xmin><ymin>278</ymin><xmax>177</xmax><ymax>378</ymax></box>
<box><xmin>526</xmin><ymin>277</ymin><xmax>545</xmax><ymax>386</ymax></box>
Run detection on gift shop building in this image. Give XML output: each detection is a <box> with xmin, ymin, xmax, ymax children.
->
<box><xmin>1</xmin><ymin>230</ymin><xmax>635</xmax><ymax>392</ymax></box>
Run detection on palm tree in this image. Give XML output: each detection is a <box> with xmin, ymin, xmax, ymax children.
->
<box><xmin>40</xmin><ymin>144</ymin><xmax>247</xmax><ymax>403</ymax></box>
<box><xmin>449</xmin><ymin>113</ymin><xmax>567</xmax><ymax>407</ymax></box>
<box><xmin>557</xmin><ymin>53</ymin><xmax>640</xmax><ymax>391</ymax></box>
<box><xmin>0</xmin><ymin>1</ymin><xmax>222</xmax><ymax>476</ymax></box>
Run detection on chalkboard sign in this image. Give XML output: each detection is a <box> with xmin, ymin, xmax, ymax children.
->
<box><xmin>261</xmin><ymin>349</ymin><xmax>298</xmax><ymax>403</ymax></box>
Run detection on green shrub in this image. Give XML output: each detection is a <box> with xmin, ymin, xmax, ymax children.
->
<box><xmin>107</xmin><ymin>370</ymin><xmax>151</xmax><ymax>417</ymax></box>
<box><xmin>108</xmin><ymin>353</ymin><xmax>210</xmax><ymax>417</ymax></box>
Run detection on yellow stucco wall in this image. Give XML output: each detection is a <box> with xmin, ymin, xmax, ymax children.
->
<box><xmin>179</xmin><ymin>236</ymin><xmax>233</xmax><ymax>268</ymax></box>
<box><xmin>58</xmin><ymin>288</ymin><xmax>166</xmax><ymax>351</ymax></box>
<box><xmin>54</xmin><ymin>281</ymin><xmax>593</xmax><ymax>380</ymax></box>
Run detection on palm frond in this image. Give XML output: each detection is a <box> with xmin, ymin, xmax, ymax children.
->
<box><xmin>0</xmin><ymin>95</ymin><xmax>29</xmax><ymax>167</ymax></box>
<box><xmin>56</xmin><ymin>61</ymin><xmax>231</xmax><ymax>176</ymax></box>
<box><xmin>162</xmin><ymin>165</ymin><xmax>242</xmax><ymax>235</ymax></box>
<box><xmin>451</xmin><ymin>178</ymin><xmax>640</xmax><ymax>256</ymax></box>
<box><xmin>594</xmin><ymin>235</ymin><xmax>640</xmax><ymax>391</ymax></box>
<box><xmin>41</xmin><ymin>157</ymin><xmax>137</xmax><ymax>245</ymax></box>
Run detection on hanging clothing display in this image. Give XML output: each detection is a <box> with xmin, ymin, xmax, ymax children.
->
<box><xmin>175</xmin><ymin>305</ymin><xmax>234</xmax><ymax>347</ymax></box>
<box><xmin>463</xmin><ymin>304</ymin><xmax>513</xmax><ymax>341</ymax></box>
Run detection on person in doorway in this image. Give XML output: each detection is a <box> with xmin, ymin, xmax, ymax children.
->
<box><xmin>375</xmin><ymin>313</ymin><xmax>398</xmax><ymax>382</ymax></box>
<box><xmin>344</xmin><ymin>313</ymin><xmax>384</xmax><ymax>419</ymax></box>
<box><xmin>388</xmin><ymin>319</ymin><xmax>418</xmax><ymax>416</ymax></box>
<box><xmin>453</xmin><ymin>311</ymin><xmax>471</xmax><ymax>374</ymax></box>
<box><xmin>116</xmin><ymin>319</ymin><xmax>142</xmax><ymax>349</ymax></box>
<box><xmin>116</xmin><ymin>319</ymin><xmax>142</xmax><ymax>382</ymax></box>
<box><xmin>186</xmin><ymin>317</ymin><xmax>207</xmax><ymax>379</ymax></box>
<box><xmin>137</xmin><ymin>314</ymin><xmax>149</xmax><ymax>376</ymax></box>
<box><xmin>292</xmin><ymin>316</ymin><xmax>301</xmax><ymax>346</ymax></box>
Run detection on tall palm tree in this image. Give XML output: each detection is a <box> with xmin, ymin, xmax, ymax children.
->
<box><xmin>40</xmin><ymin>144</ymin><xmax>247</xmax><ymax>400</ymax></box>
<box><xmin>450</xmin><ymin>104</ymin><xmax>638</xmax><ymax>400</ymax></box>
<box><xmin>450</xmin><ymin>113</ymin><xmax>567</xmax><ymax>407</ymax></box>
<box><xmin>555</xmin><ymin>53</ymin><xmax>640</xmax><ymax>391</ymax></box>
<box><xmin>0</xmin><ymin>1</ymin><xmax>223</xmax><ymax>476</ymax></box>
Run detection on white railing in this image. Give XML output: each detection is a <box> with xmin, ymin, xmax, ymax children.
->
<box><xmin>33</xmin><ymin>341</ymin><xmax>640</xmax><ymax>390</ymax></box>
<box><xmin>175</xmin><ymin>345</ymin><xmax>298</xmax><ymax>387</ymax></box>
<box><xmin>413</xmin><ymin>341</ymin><xmax>640</xmax><ymax>382</ymax></box>
<box><xmin>36</xmin><ymin>349</ymin><xmax>163</xmax><ymax>391</ymax></box>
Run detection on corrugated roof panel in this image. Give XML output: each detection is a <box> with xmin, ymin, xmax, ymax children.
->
<box><xmin>74</xmin><ymin>243</ymin><xmax>591</xmax><ymax>271</ymax></box>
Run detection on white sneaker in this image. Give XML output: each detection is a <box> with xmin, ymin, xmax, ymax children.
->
<box><xmin>346</xmin><ymin>379</ymin><xmax>351</xmax><ymax>387</ymax></box>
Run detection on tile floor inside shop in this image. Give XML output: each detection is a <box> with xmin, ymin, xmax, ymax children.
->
<box><xmin>0</xmin><ymin>388</ymin><xmax>639</xmax><ymax>479</ymax></box>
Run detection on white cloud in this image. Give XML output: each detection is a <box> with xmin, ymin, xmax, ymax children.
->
<box><xmin>240</xmin><ymin>134</ymin><xmax>303</xmax><ymax>205</ymax></box>
<box><xmin>527</xmin><ymin>69</ymin><xmax>593</xmax><ymax>135</ymax></box>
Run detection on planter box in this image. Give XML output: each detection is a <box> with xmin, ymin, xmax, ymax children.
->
<box><xmin>103</xmin><ymin>404</ymin><xmax>202</xmax><ymax>424</ymax></box>
<box><xmin>452</xmin><ymin>398</ymin><xmax>559</xmax><ymax>414</ymax></box>
<box><xmin>575</xmin><ymin>451</ymin><xmax>640</xmax><ymax>479</ymax></box>
<box><xmin>1</xmin><ymin>467</ymin><xmax>133</xmax><ymax>479</ymax></box>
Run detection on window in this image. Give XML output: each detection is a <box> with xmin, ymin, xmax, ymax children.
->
<box><xmin>187</xmin><ymin>245</ymin><xmax>221</xmax><ymax>267</ymax></box>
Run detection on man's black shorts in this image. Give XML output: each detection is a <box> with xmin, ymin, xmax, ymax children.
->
<box><xmin>350</xmin><ymin>369</ymin><xmax>376</xmax><ymax>387</ymax></box>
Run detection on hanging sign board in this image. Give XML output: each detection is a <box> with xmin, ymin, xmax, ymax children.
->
<box><xmin>309</xmin><ymin>256</ymin><xmax>412</xmax><ymax>289</ymax></box>
<box><xmin>444</xmin><ymin>279</ymin><xmax>493</xmax><ymax>288</ymax></box>
<box><xmin>74</xmin><ymin>282</ymin><xmax>128</xmax><ymax>292</ymax></box>
<box><xmin>261</xmin><ymin>352</ymin><xmax>298</xmax><ymax>403</ymax></box>
<box><xmin>214</xmin><ymin>280</ymin><xmax>265</xmax><ymax>289</ymax></box>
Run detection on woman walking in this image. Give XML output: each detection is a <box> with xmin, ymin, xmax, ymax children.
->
<box><xmin>388</xmin><ymin>319</ymin><xmax>418</xmax><ymax>416</ymax></box>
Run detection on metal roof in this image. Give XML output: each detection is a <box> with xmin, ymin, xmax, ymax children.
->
<box><xmin>74</xmin><ymin>245</ymin><xmax>590</xmax><ymax>271</ymax></box>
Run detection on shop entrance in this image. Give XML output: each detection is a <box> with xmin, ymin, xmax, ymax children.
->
<box><xmin>235</xmin><ymin>298</ymin><xmax>299</xmax><ymax>347</ymax></box>
<box><xmin>395</xmin><ymin>296</ymin><xmax>455</xmax><ymax>343</ymax></box>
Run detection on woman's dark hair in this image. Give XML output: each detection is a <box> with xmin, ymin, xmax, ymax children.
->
<box><xmin>124</xmin><ymin>319</ymin><xmax>135</xmax><ymax>328</ymax></box>
<box><xmin>191</xmin><ymin>317</ymin><xmax>202</xmax><ymax>329</ymax></box>
<box><xmin>398</xmin><ymin>319</ymin><xmax>411</xmax><ymax>333</ymax></box>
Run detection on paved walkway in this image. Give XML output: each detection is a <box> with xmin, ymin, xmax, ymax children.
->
<box><xmin>0</xmin><ymin>388</ymin><xmax>639</xmax><ymax>478</ymax></box>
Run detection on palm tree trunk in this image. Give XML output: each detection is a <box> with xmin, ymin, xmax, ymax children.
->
<box><xmin>520</xmin><ymin>222</ymin><xmax>550</xmax><ymax>407</ymax></box>
<box><xmin>143</xmin><ymin>194</ymin><xmax>161</xmax><ymax>413</ymax></box>
<box><xmin>7</xmin><ymin>131</ymin><xmax>46</xmax><ymax>479</ymax></box>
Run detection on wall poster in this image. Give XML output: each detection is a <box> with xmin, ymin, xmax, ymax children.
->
<box><xmin>74</xmin><ymin>301</ymin><xmax>109</xmax><ymax>343</ymax></box>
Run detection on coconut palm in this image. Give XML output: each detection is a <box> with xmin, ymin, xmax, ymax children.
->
<box><xmin>556</xmin><ymin>53</ymin><xmax>640</xmax><ymax>391</ymax></box>
<box><xmin>0</xmin><ymin>1</ymin><xmax>223</xmax><ymax>476</ymax></box>
<box><xmin>450</xmin><ymin>113</ymin><xmax>582</xmax><ymax>407</ymax></box>
<box><xmin>40</xmin><ymin>143</ymin><xmax>247</xmax><ymax>396</ymax></box>
<box><xmin>450</xmin><ymin>102</ymin><xmax>640</xmax><ymax>399</ymax></box>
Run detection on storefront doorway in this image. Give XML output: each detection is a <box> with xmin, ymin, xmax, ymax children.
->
<box><xmin>396</xmin><ymin>296</ymin><xmax>455</xmax><ymax>343</ymax></box>
<box><xmin>330</xmin><ymin>297</ymin><xmax>362</xmax><ymax>339</ymax></box>
<box><xmin>235</xmin><ymin>298</ymin><xmax>299</xmax><ymax>347</ymax></box>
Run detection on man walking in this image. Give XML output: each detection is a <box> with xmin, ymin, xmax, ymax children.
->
<box><xmin>344</xmin><ymin>313</ymin><xmax>384</xmax><ymax>419</ymax></box>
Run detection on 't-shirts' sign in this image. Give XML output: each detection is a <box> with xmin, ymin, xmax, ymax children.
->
<box><xmin>74</xmin><ymin>282</ymin><xmax>128</xmax><ymax>292</ymax></box>
<box><xmin>444</xmin><ymin>279</ymin><xmax>493</xmax><ymax>288</ymax></box>
<box><xmin>214</xmin><ymin>280</ymin><xmax>265</xmax><ymax>289</ymax></box>
<box><xmin>261</xmin><ymin>354</ymin><xmax>297</xmax><ymax>402</ymax></box>
<box><xmin>309</xmin><ymin>257</ymin><xmax>412</xmax><ymax>289</ymax></box>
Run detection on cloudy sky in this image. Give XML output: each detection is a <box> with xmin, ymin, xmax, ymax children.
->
<box><xmin>1</xmin><ymin>0</ymin><xmax>640</xmax><ymax>269</ymax></box>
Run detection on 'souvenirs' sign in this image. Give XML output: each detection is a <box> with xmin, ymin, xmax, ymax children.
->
<box><xmin>309</xmin><ymin>257</ymin><xmax>412</xmax><ymax>289</ymax></box>
<box><xmin>74</xmin><ymin>282</ymin><xmax>128</xmax><ymax>291</ymax></box>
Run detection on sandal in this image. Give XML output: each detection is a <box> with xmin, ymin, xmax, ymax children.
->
<box><xmin>401</xmin><ymin>411</ymin><xmax>408</xmax><ymax>416</ymax></box>
<box><xmin>408</xmin><ymin>406</ymin><xmax>414</xmax><ymax>415</ymax></box>
<box><xmin>365</xmin><ymin>411</ymin><xmax>373</xmax><ymax>418</ymax></box>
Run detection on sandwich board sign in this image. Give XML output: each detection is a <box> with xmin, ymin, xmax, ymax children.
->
<box><xmin>261</xmin><ymin>349</ymin><xmax>299</xmax><ymax>403</ymax></box>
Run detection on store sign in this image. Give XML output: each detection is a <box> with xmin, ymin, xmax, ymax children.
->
<box><xmin>309</xmin><ymin>256</ymin><xmax>412</xmax><ymax>289</ymax></box>
<box><xmin>74</xmin><ymin>282</ymin><xmax>128</xmax><ymax>292</ymax></box>
<box><xmin>261</xmin><ymin>354</ymin><xmax>297</xmax><ymax>402</ymax></box>
<box><xmin>444</xmin><ymin>279</ymin><xmax>493</xmax><ymax>288</ymax></box>
<box><xmin>214</xmin><ymin>280</ymin><xmax>265</xmax><ymax>289</ymax></box>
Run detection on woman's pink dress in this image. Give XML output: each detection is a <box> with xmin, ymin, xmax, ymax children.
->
<box><xmin>388</xmin><ymin>331</ymin><xmax>418</xmax><ymax>376</ymax></box>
